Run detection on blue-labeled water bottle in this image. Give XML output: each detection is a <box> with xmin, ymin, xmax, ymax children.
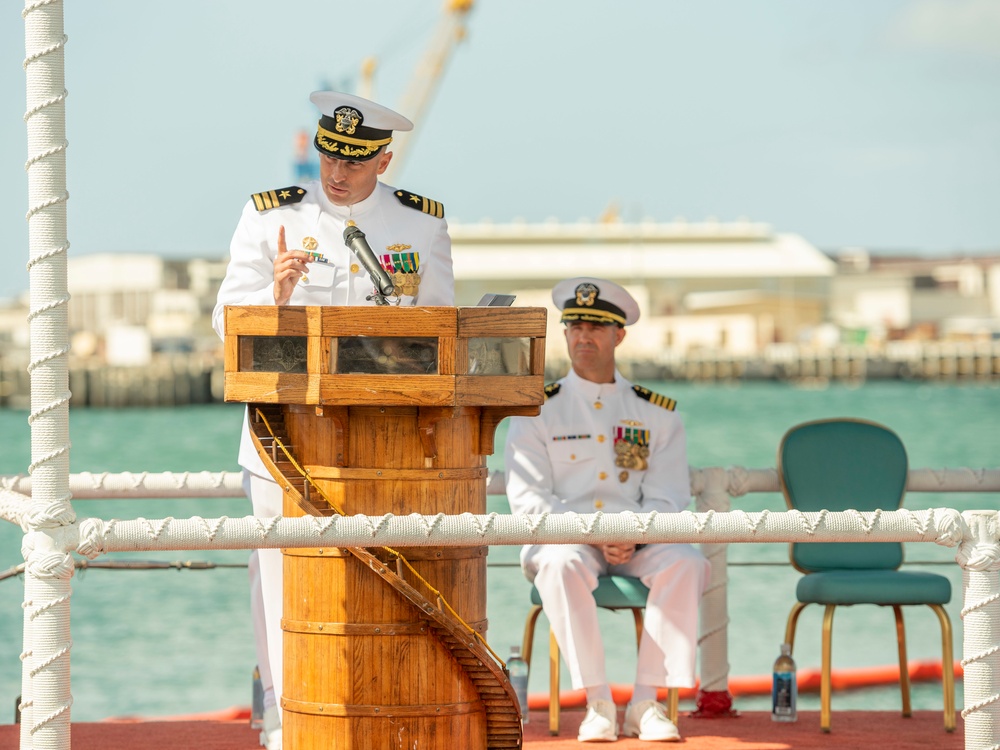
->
<box><xmin>507</xmin><ymin>645</ymin><xmax>530</xmax><ymax>724</ymax></box>
<box><xmin>771</xmin><ymin>643</ymin><xmax>797</xmax><ymax>722</ymax></box>
<box><xmin>251</xmin><ymin>665</ymin><xmax>264</xmax><ymax>730</ymax></box>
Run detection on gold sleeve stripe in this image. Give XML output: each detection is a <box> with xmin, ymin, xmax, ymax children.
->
<box><xmin>394</xmin><ymin>190</ymin><xmax>445</xmax><ymax>218</ymax></box>
<box><xmin>632</xmin><ymin>385</ymin><xmax>677</xmax><ymax>411</ymax></box>
<box><xmin>652</xmin><ymin>393</ymin><xmax>677</xmax><ymax>410</ymax></box>
<box><xmin>250</xmin><ymin>186</ymin><xmax>306</xmax><ymax>212</ymax></box>
<box><xmin>424</xmin><ymin>198</ymin><xmax>444</xmax><ymax>218</ymax></box>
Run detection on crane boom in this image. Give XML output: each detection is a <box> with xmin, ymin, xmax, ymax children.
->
<box><xmin>382</xmin><ymin>0</ymin><xmax>474</xmax><ymax>184</ymax></box>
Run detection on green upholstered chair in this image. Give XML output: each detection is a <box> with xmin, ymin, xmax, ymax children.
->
<box><xmin>521</xmin><ymin>575</ymin><xmax>679</xmax><ymax>735</ymax></box>
<box><xmin>778</xmin><ymin>418</ymin><xmax>955</xmax><ymax>733</ymax></box>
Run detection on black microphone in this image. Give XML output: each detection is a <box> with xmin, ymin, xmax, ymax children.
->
<box><xmin>343</xmin><ymin>223</ymin><xmax>395</xmax><ymax>297</ymax></box>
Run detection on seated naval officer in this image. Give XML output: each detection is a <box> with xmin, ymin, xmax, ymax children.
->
<box><xmin>504</xmin><ymin>277</ymin><xmax>709</xmax><ymax>743</ymax></box>
<box><xmin>212</xmin><ymin>90</ymin><xmax>454</xmax><ymax>750</ymax></box>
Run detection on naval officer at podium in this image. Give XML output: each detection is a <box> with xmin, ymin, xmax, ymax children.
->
<box><xmin>212</xmin><ymin>90</ymin><xmax>455</xmax><ymax>750</ymax></box>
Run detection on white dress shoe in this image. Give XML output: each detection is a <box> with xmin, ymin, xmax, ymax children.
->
<box><xmin>260</xmin><ymin>727</ymin><xmax>282</xmax><ymax>750</ymax></box>
<box><xmin>577</xmin><ymin>699</ymin><xmax>618</xmax><ymax>742</ymax></box>
<box><xmin>260</xmin><ymin>705</ymin><xmax>282</xmax><ymax>750</ymax></box>
<box><xmin>623</xmin><ymin>699</ymin><xmax>680</xmax><ymax>742</ymax></box>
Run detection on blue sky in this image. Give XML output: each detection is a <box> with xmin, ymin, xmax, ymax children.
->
<box><xmin>2</xmin><ymin>0</ymin><xmax>998</xmax><ymax>301</ymax></box>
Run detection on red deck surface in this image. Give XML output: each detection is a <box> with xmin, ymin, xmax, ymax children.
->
<box><xmin>0</xmin><ymin>709</ymin><xmax>962</xmax><ymax>749</ymax></box>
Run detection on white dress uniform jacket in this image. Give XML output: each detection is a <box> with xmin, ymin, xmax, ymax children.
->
<box><xmin>505</xmin><ymin>368</ymin><xmax>707</xmax><ymax>690</ymax></box>
<box><xmin>504</xmin><ymin>368</ymin><xmax>690</xmax><ymax>516</ymax></box>
<box><xmin>212</xmin><ymin>178</ymin><xmax>454</xmax><ymax>708</ymax></box>
<box><xmin>212</xmin><ymin>178</ymin><xmax>455</xmax><ymax>476</ymax></box>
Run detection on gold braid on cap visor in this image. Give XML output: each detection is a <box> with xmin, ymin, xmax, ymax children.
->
<box><xmin>560</xmin><ymin>307</ymin><xmax>627</xmax><ymax>326</ymax></box>
<box><xmin>316</xmin><ymin>124</ymin><xmax>393</xmax><ymax>158</ymax></box>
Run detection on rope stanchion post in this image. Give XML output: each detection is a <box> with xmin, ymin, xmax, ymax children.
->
<box><xmin>957</xmin><ymin>510</ymin><xmax>1000</xmax><ymax>750</ymax></box>
<box><xmin>22</xmin><ymin>0</ymin><xmax>74</xmax><ymax>748</ymax></box>
<box><xmin>692</xmin><ymin>466</ymin><xmax>738</xmax><ymax>717</ymax></box>
<box><xmin>20</xmin><ymin>538</ymin><xmax>75</xmax><ymax>750</ymax></box>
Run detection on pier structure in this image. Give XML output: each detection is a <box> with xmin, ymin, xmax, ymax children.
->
<box><xmin>4</xmin><ymin>340</ymin><xmax>998</xmax><ymax>410</ymax></box>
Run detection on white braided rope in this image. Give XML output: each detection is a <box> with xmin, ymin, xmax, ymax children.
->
<box><xmin>0</xmin><ymin>470</ymin><xmax>245</xmax><ymax>499</ymax></box>
<box><xmin>0</xmin><ymin>489</ymin><xmax>33</xmax><ymax>528</ymax></box>
<box><xmin>2</xmin><ymin>466</ymin><xmax>997</xmax><ymax>502</ymax></box>
<box><xmin>23</xmin><ymin>0</ymin><xmax>72</xmax><ymax>509</ymax></box>
<box><xmin>20</xmin><ymin>550</ymin><xmax>74</xmax><ymax>742</ymax></box>
<box><xmin>4</xmin><ymin>463</ymin><xmax>997</xmax><ymax>737</ymax></box>
<box><xmin>689</xmin><ymin>466</ymin><xmax>1000</xmax><ymax>496</ymax></box>
<box><xmin>69</xmin><ymin>508</ymin><xmax>967</xmax><ymax>556</ymax></box>
<box><xmin>24</xmin><ymin>191</ymin><xmax>69</xmax><ymax>223</ymax></box>
<box><xmin>22</xmin><ymin>1</ymin><xmax>74</xmax><ymax>747</ymax></box>
<box><xmin>958</xmin><ymin>512</ymin><xmax>1000</xmax><ymax>749</ymax></box>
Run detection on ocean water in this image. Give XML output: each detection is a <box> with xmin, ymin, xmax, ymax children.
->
<box><xmin>0</xmin><ymin>381</ymin><xmax>997</xmax><ymax>722</ymax></box>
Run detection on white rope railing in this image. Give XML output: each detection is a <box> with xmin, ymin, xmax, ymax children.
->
<box><xmin>2</xmin><ymin>466</ymin><xmax>997</xmax><ymax>501</ymax></box>
<box><xmin>1</xmin><ymin>471</ymin><xmax>245</xmax><ymax>499</ymax></box>
<box><xmin>62</xmin><ymin>508</ymin><xmax>967</xmax><ymax>554</ymax></box>
<box><xmin>4</xmin><ymin>469</ymin><xmax>999</xmax><ymax>734</ymax></box>
<box><xmin>9</xmin><ymin>500</ymin><xmax>1000</xmax><ymax>744</ymax></box>
<box><xmin>61</xmin><ymin>505</ymin><xmax>993</xmax><ymax>749</ymax></box>
<box><xmin>1</xmin><ymin>490</ymin><xmax>33</xmax><ymax>530</ymax></box>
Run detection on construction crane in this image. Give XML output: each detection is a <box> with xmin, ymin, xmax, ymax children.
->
<box><xmin>380</xmin><ymin>0</ymin><xmax>474</xmax><ymax>184</ymax></box>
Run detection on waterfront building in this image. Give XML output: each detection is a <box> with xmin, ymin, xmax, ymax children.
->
<box><xmin>64</xmin><ymin>254</ymin><xmax>228</xmax><ymax>364</ymax></box>
<box><xmin>450</xmin><ymin>217</ymin><xmax>837</xmax><ymax>366</ymax></box>
<box><xmin>831</xmin><ymin>249</ymin><xmax>1000</xmax><ymax>345</ymax></box>
<box><xmin>0</xmin><ymin>223</ymin><xmax>997</xmax><ymax>406</ymax></box>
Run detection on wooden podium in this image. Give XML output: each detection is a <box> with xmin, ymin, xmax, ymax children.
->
<box><xmin>224</xmin><ymin>305</ymin><xmax>546</xmax><ymax>750</ymax></box>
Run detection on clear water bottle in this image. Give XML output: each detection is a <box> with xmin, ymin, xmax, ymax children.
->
<box><xmin>251</xmin><ymin>665</ymin><xmax>264</xmax><ymax>729</ymax></box>
<box><xmin>507</xmin><ymin>645</ymin><xmax>530</xmax><ymax>724</ymax></box>
<box><xmin>771</xmin><ymin>643</ymin><xmax>797</xmax><ymax>722</ymax></box>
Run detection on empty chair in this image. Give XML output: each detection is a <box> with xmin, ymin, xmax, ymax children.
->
<box><xmin>778</xmin><ymin>418</ymin><xmax>955</xmax><ymax>732</ymax></box>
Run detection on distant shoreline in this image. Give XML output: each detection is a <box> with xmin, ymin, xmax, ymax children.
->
<box><xmin>1</xmin><ymin>341</ymin><xmax>997</xmax><ymax>409</ymax></box>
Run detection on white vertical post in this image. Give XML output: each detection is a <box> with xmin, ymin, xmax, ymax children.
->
<box><xmin>22</xmin><ymin>0</ymin><xmax>74</xmax><ymax>749</ymax></box>
<box><xmin>692</xmin><ymin>466</ymin><xmax>736</xmax><ymax>715</ymax></box>
<box><xmin>957</xmin><ymin>510</ymin><xmax>1000</xmax><ymax>750</ymax></box>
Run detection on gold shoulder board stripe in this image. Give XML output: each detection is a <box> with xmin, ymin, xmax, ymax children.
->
<box><xmin>395</xmin><ymin>189</ymin><xmax>445</xmax><ymax>219</ymax></box>
<box><xmin>251</xmin><ymin>186</ymin><xmax>306</xmax><ymax>213</ymax></box>
<box><xmin>632</xmin><ymin>385</ymin><xmax>677</xmax><ymax>411</ymax></box>
<box><xmin>544</xmin><ymin>382</ymin><xmax>561</xmax><ymax>400</ymax></box>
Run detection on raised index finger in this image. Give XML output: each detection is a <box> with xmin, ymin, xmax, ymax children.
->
<box><xmin>277</xmin><ymin>225</ymin><xmax>287</xmax><ymax>254</ymax></box>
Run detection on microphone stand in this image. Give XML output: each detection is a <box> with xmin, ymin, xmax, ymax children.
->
<box><xmin>343</xmin><ymin>220</ymin><xmax>393</xmax><ymax>305</ymax></box>
<box><xmin>367</xmin><ymin>288</ymin><xmax>391</xmax><ymax>306</ymax></box>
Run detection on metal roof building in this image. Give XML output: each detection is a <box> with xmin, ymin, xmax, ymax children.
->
<box><xmin>450</xmin><ymin>219</ymin><xmax>837</xmax><ymax>361</ymax></box>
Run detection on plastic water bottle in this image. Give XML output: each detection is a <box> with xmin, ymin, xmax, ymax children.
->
<box><xmin>507</xmin><ymin>645</ymin><xmax>530</xmax><ymax>724</ymax></box>
<box><xmin>251</xmin><ymin>665</ymin><xmax>264</xmax><ymax>729</ymax></box>
<box><xmin>771</xmin><ymin>643</ymin><xmax>797</xmax><ymax>722</ymax></box>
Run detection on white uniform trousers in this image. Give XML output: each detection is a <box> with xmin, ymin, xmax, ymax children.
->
<box><xmin>521</xmin><ymin>543</ymin><xmax>709</xmax><ymax>689</ymax></box>
<box><xmin>245</xmin><ymin>471</ymin><xmax>285</xmax><ymax>705</ymax></box>
<box><xmin>248</xmin><ymin>550</ymin><xmax>276</xmax><ymax>709</ymax></box>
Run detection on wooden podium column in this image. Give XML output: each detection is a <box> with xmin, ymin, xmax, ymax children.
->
<box><xmin>225</xmin><ymin>305</ymin><xmax>546</xmax><ymax>750</ymax></box>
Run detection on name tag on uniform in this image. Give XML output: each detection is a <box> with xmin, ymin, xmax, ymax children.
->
<box><xmin>301</xmin><ymin>258</ymin><xmax>336</xmax><ymax>287</ymax></box>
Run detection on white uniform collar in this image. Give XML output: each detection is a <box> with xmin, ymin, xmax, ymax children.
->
<box><xmin>314</xmin><ymin>179</ymin><xmax>384</xmax><ymax>219</ymax></box>
<box><xmin>564</xmin><ymin>367</ymin><xmax>626</xmax><ymax>399</ymax></box>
